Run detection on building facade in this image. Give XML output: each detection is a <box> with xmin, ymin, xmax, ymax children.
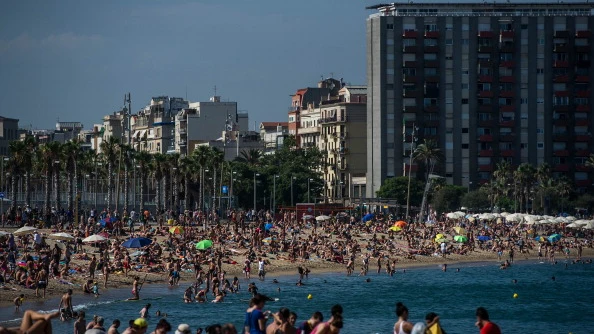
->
<box><xmin>366</xmin><ymin>2</ymin><xmax>594</xmax><ymax>197</ymax></box>
<box><xmin>259</xmin><ymin>122</ymin><xmax>288</xmax><ymax>154</ymax></box>
<box><xmin>0</xmin><ymin>117</ymin><xmax>19</xmax><ymax>156</ymax></box>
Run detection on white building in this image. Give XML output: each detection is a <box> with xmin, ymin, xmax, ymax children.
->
<box><xmin>259</xmin><ymin>122</ymin><xmax>288</xmax><ymax>154</ymax></box>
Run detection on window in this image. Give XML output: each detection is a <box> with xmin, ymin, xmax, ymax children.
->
<box><xmin>424</xmin><ymin>39</ymin><xmax>438</xmax><ymax>46</ymax></box>
<box><xmin>424</xmin><ymin>127</ymin><xmax>437</xmax><ymax>135</ymax></box>
<box><xmin>387</xmin><ymin>39</ymin><xmax>394</xmax><ymax>45</ymax></box>
<box><xmin>537</xmin><ymin>98</ymin><xmax>544</xmax><ymax>104</ymax></box>
<box><xmin>537</xmin><ymin>142</ymin><xmax>544</xmax><ymax>149</ymax></box>
<box><xmin>445</xmin><ymin>39</ymin><xmax>453</xmax><ymax>45</ymax></box>
<box><xmin>537</xmin><ymin>68</ymin><xmax>544</xmax><ymax>74</ymax></box>
<box><xmin>462</xmin><ymin>128</ymin><xmax>469</xmax><ymax>133</ymax></box>
<box><xmin>424</xmin><ymin>53</ymin><xmax>437</xmax><ymax>60</ymax></box>
<box><xmin>461</xmin><ymin>39</ymin><xmax>469</xmax><ymax>45</ymax></box>
<box><xmin>403</xmin><ymin>38</ymin><xmax>416</xmax><ymax>46</ymax></box>
<box><xmin>425</xmin><ymin>24</ymin><xmax>438</xmax><ymax>32</ymax></box>
<box><xmin>478</xmin><ymin>128</ymin><xmax>491</xmax><ymax>135</ymax></box>
<box><xmin>425</xmin><ymin>68</ymin><xmax>437</xmax><ymax>76</ymax></box>
<box><xmin>478</xmin><ymin>113</ymin><xmax>492</xmax><ymax>121</ymax></box>
<box><xmin>478</xmin><ymin>98</ymin><xmax>491</xmax><ymax>105</ymax></box>
<box><xmin>537</xmin><ymin>128</ymin><xmax>544</xmax><ymax>134</ymax></box>
<box><xmin>461</xmin><ymin>83</ymin><xmax>469</xmax><ymax>89</ymax></box>
<box><xmin>387</xmin><ymin>24</ymin><xmax>394</xmax><ymax>30</ymax></box>
<box><xmin>462</xmin><ymin>98</ymin><xmax>469</xmax><ymax>104</ymax></box>
<box><xmin>478</xmin><ymin>83</ymin><xmax>491</xmax><ymax>91</ymax></box>
<box><xmin>521</xmin><ymin>24</ymin><xmax>528</xmax><ymax>29</ymax></box>
<box><xmin>462</xmin><ymin>144</ymin><xmax>469</xmax><ymax>149</ymax></box>
<box><xmin>521</xmin><ymin>98</ymin><xmax>528</xmax><ymax>104</ymax></box>
<box><xmin>500</xmin><ymin>53</ymin><xmax>513</xmax><ymax>61</ymax></box>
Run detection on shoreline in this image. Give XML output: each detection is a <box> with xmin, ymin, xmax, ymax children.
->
<box><xmin>0</xmin><ymin>253</ymin><xmax>552</xmax><ymax>323</ymax></box>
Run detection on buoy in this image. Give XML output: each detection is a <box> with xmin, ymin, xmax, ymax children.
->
<box><xmin>307</xmin><ymin>294</ymin><xmax>313</xmax><ymax>300</ymax></box>
<box><xmin>513</xmin><ymin>293</ymin><xmax>518</xmax><ymax>298</ymax></box>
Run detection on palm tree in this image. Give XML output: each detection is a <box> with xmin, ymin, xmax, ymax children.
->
<box><xmin>536</xmin><ymin>163</ymin><xmax>551</xmax><ymax>214</ymax></box>
<box><xmin>118</xmin><ymin>144</ymin><xmax>134</xmax><ymax>211</ymax></box>
<box><xmin>192</xmin><ymin>146</ymin><xmax>212</xmax><ymax>211</ymax></box>
<box><xmin>586</xmin><ymin>154</ymin><xmax>594</xmax><ymax>169</ymax></box>
<box><xmin>179</xmin><ymin>155</ymin><xmax>195</xmax><ymax>211</ymax></box>
<box><xmin>413</xmin><ymin>139</ymin><xmax>442</xmax><ymax>221</ymax></box>
<box><xmin>8</xmin><ymin>140</ymin><xmax>27</xmax><ymax>210</ymax></box>
<box><xmin>100</xmin><ymin>137</ymin><xmax>120</xmax><ymax>212</ymax></box>
<box><xmin>236</xmin><ymin>148</ymin><xmax>262</xmax><ymax>166</ymax></box>
<box><xmin>39</xmin><ymin>142</ymin><xmax>62</xmax><ymax>216</ymax></box>
<box><xmin>135</xmin><ymin>151</ymin><xmax>152</xmax><ymax>213</ymax></box>
<box><xmin>208</xmin><ymin>148</ymin><xmax>224</xmax><ymax>211</ymax></box>
<box><xmin>152</xmin><ymin>153</ymin><xmax>167</xmax><ymax>213</ymax></box>
<box><xmin>63</xmin><ymin>140</ymin><xmax>83</xmax><ymax>211</ymax></box>
<box><xmin>22</xmin><ymin>136</ymin><xmax>37</xmax><ymax>207</ymax></box>
<box><xmin>514</xmin><ymin>163</ymin><xmax>536</xmax><ymax>213</ymax></box>
<box><xmin>166</xmin><ymin>153</ymin><xmax>180</xmax><ymax>211</ymax></box>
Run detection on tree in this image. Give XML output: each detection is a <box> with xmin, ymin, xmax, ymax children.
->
<box><xmin>460</xmin><ymin>188</ymin><xmax>491</xmax><ymax>211</ymax></box>
<box><xmin>63</xmin><ymin>140</ymin><xmax>83</xmax><ymax>211</ymax></box>
<box><xmin>376</xmin><ymin>176</ymin><xmax>424</xmax><ymax>206</ymax></box>
<box><xmin>135</xmin><ymin>151</ymin><xmax>152</xmax><ymax>212</ymax></box>
<box><xmin>236</xmin><ymin>149</ymin><xmax>262</xmax><ymax>166</ymax></box>
<box><xmin>431</xmin><ymin>185</ymin><xmax>467</xmax><ymax>214</ymax></box>
<box><xmin>100</xmin><ymin>137</ymin><xmax>120</xmax><ymax>211</ymax></box>
<box><xmin>414</xmin><ymin>139</ymin><xmax>443</xmax><ymax>221</ymax></box>
<box><xmin>151</xmin><ymin>153</ymin><xmax>167</xmax><ymax>213</ymax></box>
<box><xmin>514</xmin><ymin>163</ymin><xmax>536</xmax><ymax>213</ymax></box>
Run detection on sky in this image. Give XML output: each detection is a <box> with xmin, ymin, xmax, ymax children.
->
<box><xmin>0</xmin><ymin>0</ymin><xmax>378</xmax><ymax>131</ymax></box>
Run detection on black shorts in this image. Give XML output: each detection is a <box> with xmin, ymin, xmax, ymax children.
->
<box><xmin>38</xmin><ymin>281</ymin><xmax>47</xmax><ymax>288</ymax></box>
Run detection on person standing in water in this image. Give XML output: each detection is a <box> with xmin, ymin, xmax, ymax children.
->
<box><xmin>475</xmin><ymin>307</ymin><xmax>501</xmax><ymax>334</ymax></box>
<box><xmin>393</xmin><ymin>302</ymin><xmax>413</xmax><ymax>334</ymax></box>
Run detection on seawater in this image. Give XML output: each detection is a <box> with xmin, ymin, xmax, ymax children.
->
<box><xmin>1</xmin><ymin>261</ymin><xmax>592</xmax><ymax>333</ymax></box>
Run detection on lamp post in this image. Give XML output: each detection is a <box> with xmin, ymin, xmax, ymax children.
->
<box><xmin>95</xmin><ymin>162</ymin><xmax>102</xmax><ymax>210</ymax></box>
<box><xmin>468</xmin><ymin>181</ymin><xmax>472</xmax><ymax>193</ymax></box>
<box><xmin>405</xmin><ymin>124</ymin><xmax>418</xmax><ymax>221</ymax></box>
<box><xmin>272</xmin><ymin>175</ymin><xmax>279</xmax><ymax>213</ymax></box>
<box><xmin>230</xmin><ymin>171</ymin><xmax>236</xmax><ymax>210</ymax></box>
<box><xmin>202</xmin><ymin>169</ymin><xmax>209</xmax><ymax>213</ymax></box>
<box><xmin>253</xmin><ymin>173</ymin><xmax>260</xmax><ymax>211</ymax></box>
<box><xmin>0</xmin><ymin>157</ymin><xmax>7</xmax><ymax>223</ymax></box>
<box><xmin>290</xmin><ymin>176</ymin><xmax>296</xmax><ymax>206</ymax></box>
<box><xmin>307</xmin><ymin>178</ymin><xmax>313</xmax><ymax>203</ymax></box>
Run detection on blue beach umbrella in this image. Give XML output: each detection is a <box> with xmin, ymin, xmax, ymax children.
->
<box><xmin>477</xmin><ymin>236</ymin><xmax>491</xmax><ymax>241</ymax></box>
<box><xmin>264</xmin><ymin>223</ymin><xmax>274</xmax><ymax>231</ymax></box>
<box><xmin>122</xmin><ymin>237</ymin><xmax>152</xmax><ymax>248</ymax></box>
<box><xmin>548</xmin><ymin>234</ymin><xmax>562</xmax><ymax>243</ymax></box>
<box><xmin>362</xmin><ymin>213</ymin><xmax>375</xmax><ymax>222</ymax></box>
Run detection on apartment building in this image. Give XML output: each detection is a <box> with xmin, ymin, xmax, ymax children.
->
<box><xmin>260</xmin><ymin>122</ymin><xmax>288</xmax><ymax>154</ymax></box>
<box><xmin>132</xmin><ymin>96</ymin><xmax>188</xmax><ymax>154</ymax></box>
<box><xmin>0</xmin><ymin>116</ymin><xmax>19</xmax><ymax>156</ymax></box>
<box><xmin>366</xmin><ymin>2</ymin><xmax>594</xmax><ymax>197</ymax></box>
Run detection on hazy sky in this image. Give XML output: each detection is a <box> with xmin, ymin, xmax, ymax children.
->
<box><xmin>0</xmin><ymin>0</ymin><xmax>376</xmax><ymax>131</ymax></box>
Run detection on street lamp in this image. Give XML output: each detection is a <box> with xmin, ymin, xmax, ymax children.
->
<box><xmin>307</xmin><ymin>178</ymin><xmax>314</xmax><ymax>203</ymax></box>
<box><xmin>202</xmin><ymin>169</ymin><xmax>210</xmax><ymax>213</ymax></box>
<box><xmin>230</xmin><ymin>171</ymin><xmax>237</xmax><ymax>210</ymax></box>
<box><xmin>290</xmin><ymin>176</ymin><xmax>297</xmax><ymax>207</ymax></box>
<box><xmin>95</xmin><ymin>162</ymin><xmax>102</xmax><ymax>210</ymax></box>
<box><xmin>253</xmin><ymin>173</ymin><xmax>260</xmax><ymax>211</ymax></box>
<box><xmin>468</xmin><ymin>181</ymin><xmax>472</xmax><ymax>193</ymax></box>
<box><xmin>272</xmin><ymin>175</ymin><xmax>279</xmax><ymax>213</ymax></box>
<box><xmin>405</xmin><ymin>124</ymin><xmax>418</xmax><ymax>221</ymax></box>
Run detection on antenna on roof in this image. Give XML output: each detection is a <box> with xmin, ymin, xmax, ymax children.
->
<box><xmin>214</xmin><ymin>85</ymin><xmax>217</xmax><ymax>96</ymax></box>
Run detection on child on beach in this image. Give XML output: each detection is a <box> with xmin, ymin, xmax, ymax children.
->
<box><xmin>14</xmin><ymin>294</ymin><xmax>24</xmax><ymax>311</ymax></box>
<box><xmin>92</xmin><ymin>282</ymin><xmax>100</xmax><ymax>297</ymax></box>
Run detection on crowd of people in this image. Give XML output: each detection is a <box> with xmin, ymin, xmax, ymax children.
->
<box><xmin>1</xmin><ymin>205</ymin><xmax>592</xmax><ymax>333</ymax></box>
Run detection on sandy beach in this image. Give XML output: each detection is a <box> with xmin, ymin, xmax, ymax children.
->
<box><xmin>2</xmin><ymin>223</ymin><xmax>590</xmax><ymax>310</ymax></box>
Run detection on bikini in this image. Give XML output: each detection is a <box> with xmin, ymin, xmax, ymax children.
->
<box><xmin>394</xmin><ymin>321</ymin><xmax>405</xmax><ymax>334</ymax></box>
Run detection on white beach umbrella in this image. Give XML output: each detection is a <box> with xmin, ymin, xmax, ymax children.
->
<box><xmin>566</xmin><ymin>223</ymin><xmax>580</xmax><ymax>228</ymax></box>
<box><xmin>574</xmin><ymin>220</ymin><xmax>589</xmax><ymax>226</ymax></box>
<box><xmin>500</xmin><ymin>212</ymin><xmax>510</xmax><ymax>217</ymax></box>
<box><xmin>505</xmin><ymin>214</ymin><xmax>522</xmax><ymax>222</ymax></box>
<box><xmin>49</xmin><ymin>232</ymin><xmax>75</xmax><ymax>241</ymax></box>
<box><xmin>454</xmin><ymin>211</ymin><xmax>466</xmax><ymax>218</ymax></box>
<box><xmin>0</xmin><ymin>231</ymin><xmax>8</xmax><ymax>237</ymax></box>
<box><xmin>316</xmin><ymin>215</ymin><xmax>331</xmax><ymax>221</ymax></box>
<box><xmin>13</xmin><ymin>226</ymin><xmax>37</xmax><ymax>236</ymax></box>
<box><xmin>446</xmin><ymin>212</ymin><xmax>459</xmax><ymax>219</ymax></box>
<box><xmin>565</xmin><ymin>216</ymin><xmax>577</xmax><ymax>222</ymax></box>
<box><xmin>82</xmin><ymin>234</ymin><xmax>107</xmax><ymax>243</ymax></box>
<box><xmin>584</xmin><ymin>222</ymin><xmax>594</xmax><ymax>230</ymax></box>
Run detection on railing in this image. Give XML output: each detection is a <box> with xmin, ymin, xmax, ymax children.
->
<box><xmin>319</xmin><ymin>115</ymin><xmax>347</xmax><ymax>123</ymax></box>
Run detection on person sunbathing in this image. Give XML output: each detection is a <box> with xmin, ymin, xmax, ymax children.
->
<box><xmin>0</xmin><ymin>310</ymin><xmax>59</xmax><ymax>334</ymax></box>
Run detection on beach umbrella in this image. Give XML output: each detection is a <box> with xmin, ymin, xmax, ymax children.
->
<box><xmin>122</xmin><ymin>237</ymin><xmax>152</xmax><ymax>248</ymax></box>
<box><xmin>435</xmin><ymin>237</ymin><xmax>448</xmax><ymax>243</ymax></box>
<box><xmin>584</xmin><ymin>222</ymin><xmax>594</xmax><ymax>230</ymax></box>
<box><xmin>468</xmin><ymin>217</ymin><xmax>476</xmax><ymax>222</ymax></box>
<box><xmin>574</xmin><ymin>220</ymin><xmax>589</xmax><ymax>226</ymax></box>
<box><xmin>130</xmin><ymin>251</ymin><xmax>146</xmax><ymax>257</ymax></box>
<box><xmin>302</xmin><ymin>215</ymin><xmax>314</xmax><ymax>220</ymax></box>
<box><xmin>548</xmin><ymin>234</ymin><xmax>562</xmax><ymax>243</ymax></box>
<box><xmin>500</xmin><ymin>212</ymin><xmax>510</xmax><ymax>217</ymax></box>
<box><xmin>196</xmin><ymin>239</ymin><xmax>213</xmax><ymax>250</ymax></box>
<box><xmin>388</xmin><ymin>226</ymin><xmax>402</xmax><ymax>232</ymax></box>
<box><xmin>454</xmin><ymin>211</ymin><xmax>465</xmax><ymax>217</ymax></box>
<box><xmin>394</xmin><ymin>221</ymin><xmax>407</xmax><ymax>228</ymax></box>
<box><xmin>446</xmin><ymin>212</ymin><xmax>458</xmax><ymax>219</ymax></box>
<box><xmin>454</xmin><ymin>227</ymin><xmax>467</xmax><ymax>235</ymax></box>
<box><xmin>565</xmin><ymin>216</ymin><xmax>577</xmax><ymax>222</ymax></box>
<box><xmin>477</xmin><ymin>236</ymin><xmax>491</xmax><ymax>242</ymax></box>
<box><xmin>13</xmin><ymin>226</ymin><xmax>37</xmax><ymax>236</ymax></box>
<box><xmin>263</xmin><ymin>237</ymin><xmax>277</xmax><ymax>244</ymax></box>
<box><xmin>0</xmin><ymin>231</ymin><xmax>8</xmax><ymax>237</ymax></box>
<box><xmin>566</xmin><ymin>223</ymin><xmax>580</xmax><ymax>228</ymax></box>
<box><xmin>336</xmin><ymin>212</ymin><xmax>349</xmax><ymax>217</ymax></box>
<box><xmin>49</xmin><ymin>232</ymin><xmax>75</xmax><ymax>241</ymax></box>
<box><xmin>83</xmin><ymin>234</ymin><xmax>107</xmax><ymax>243</ymax></box>
<box><xmin>264</xmin><ymin>223</ymin><xmax>274</xmax><ymax>231</ymax></box>
<box><xmin>169</xmin><ymin>226</ymin><xmax>184</xmax><ymax>234</ymax></box>
<box><xmin>454</xmin><ymin>235</ymin><xmax>468</xmax><ymax>243</ymax></box>
<box><xmin>362</xmin><ymin>213</ymin><xmax>374</xmax><ymax>222</ymax></box>
<box><xmin>534</xmin><ymin>236</ymin><xmax>546</xmax><ymax>243</ymax></box>
<box><xmin>316</xmin><ymin>215</ymin><xmax>331</xmax><ymax>221</ymax></box>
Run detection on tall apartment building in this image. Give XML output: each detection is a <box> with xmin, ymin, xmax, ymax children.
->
<box><xmin>0</xmin><ymin>116</ymin><xmax>19</xmax><ymax>156</ymax></box>
<box><xmin>366</xmin><ymin>2</ymin><xmax>594</xmax><ymax>197</ymax></box>
<box><xmin>132</xmin><ymin>96</ymin><xmax>188</xmax><ymax>154</ymax></box>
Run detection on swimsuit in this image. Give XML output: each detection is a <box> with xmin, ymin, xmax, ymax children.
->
<box><xmin>394</xmin><ymin>321</ymin><xmax>405</xmax><ymax>334</ymax></box>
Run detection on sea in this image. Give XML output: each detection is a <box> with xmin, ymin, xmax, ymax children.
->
<box><xmin>1</xmin><ymin>260</ymin><xmax>592</xmax><ymax>333</ymax></box>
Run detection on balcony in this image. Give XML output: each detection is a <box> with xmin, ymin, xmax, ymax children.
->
<box><xmin>553</xmin><ymin>104</ymin><xmax>571</xmax><ymax>112</ymax></box>
<box><xmin>478</xmin><ymin>134</ymin><xmax>493</xmax><ymax>142</ymax></box>
<box><xmin>554</xmin><ymin>90</ymin><xmax>570</xmax><ymax>97</ymax></box>
<box><xmin>403</xmin><ymin>75</ymin><xmax>418</xmax><ymax>83</ymax></box>
<box><xmin>575</xmin><ymin>46</ymin><xmax>590</xmax><ymax>53</ymax></box>
<box><xmin>425</xmin><ymin>75</ymin><xmax>440</xmax><ymax>83</ymax></box>
<box><xmin>500</xmin><ymin>150</ymin><xmax>515</xmax><ymax>157</ymax></box>
<box><xmin>479</xmin><ymin>105</ymin><xmax>493</xmax><ymax>112</ymax></box>
<box><xmin>554</xmin><ymin>164</ymin><xmax>570</xmax><ymax>172</ymax></box>
<box><xmin>424</xmin><ymin>46</ymin><xmax>439</xmax><ymax>53</ymax></box>
<box><xmin>478</xmin><ymin>120</ymin><xmax>494</xmax><ymax>127</ymax></box>
<box><xmin>404</xmin><ymin>106</ymin><xmax>418</xmax><ymax>113</ymax></box>
<box><xmin>554</xmin><ymin>150</ymin><xmax>570</xmax><ymax>157</ymax></box>
<box><xmin>553</xmin><ymin>44</ymin><xmax>570</xmax><ymax>53</ymax></box>
<box><xmin>499</xmin><ymin>76</ymin><xmax>515</xmax><ymax>83</ymax></box>
<box><xmin>575</xmin><ymin>90</ymin><xmax>591</xmax><ymax>98</ymax></box>
<box><xmin>499</xmin><ymin>60</ymin><xmax>515</xmax><ymax>68</ymax></box>
<box><xmin>576</xmin><ymin>75</ymin><xmax>590</xmax><ymax>83</ymax></box>
<box><xmin>500</xmin><ymin>90</ymin><xmax>515</xmax><ymax>98</ymax></box>
<box><xmin>500</xmin><ymin>134</ymin><xmax>515</xmax><ymax>142</ymax></box>
<box><xmin>576</xmin><ymin>133</ymin><xmax>592</xmax><ymax>141</ymax></box>
<box><xmin>554</xmin><ymin>75</ymin><xmax>570</xmax><ymax>83</ymax></box>
<box><xmin>424</xmin><ymin>31</ymin><xmax>439</xmax><ymax>38</ymax></box>
<box><xmin>424</xmin><ymin>60</ymin><xmax>439</xmax><ymax>67</ymax></box>
<box><xmin>553</xmin><ymin>133</ymin><xmax>569</xmax><ymax>141</ymax></box>
<box><xmin>576</xmin><ymin>104</ymin><xmax>590</xmax><ymax>112</ymax></box>
<box><xmin>478</xmin><ymin>31</ymin><xmax>494</xmax><ymax>38</ymax></box>
<box><xmin>500</xmin><ymin>30</ymin><xmax>515</xmax><ymax>38</ymax></box>
<box><xmin>576</xmin><ymin>149</ymin><xmax>591</xmax><ymax>157</ymax></box>
<box><xmin>553</xmin><ymin>60</ymin><xmax>569</xmax><ymax>68</ymax></box>
<box><xmin>478</xmin><ymin>75</ymin><xmax>493</xmax><ymax>82</ymax></box>
<box><xmin>575</xmin><ymin>179</ymin><xmax>593</xmax><ymax>187</ymax></box>
<box><xmin>403</xmin><ymin>89</ymin><xmax>421</xmax><ymax>98</ymax></box>
<box><xmin>554</xmin><ymin>30</ymin><xmax>570</xmax><ymax>38</ymax></box>
<box><xmin>478</xmin><ymin>164</ymin><xmax>494</xmax><ymax>172</ymax></box>
<box><xmin>479</xmin><ymin>149</ymin><xmax>494</xmax><ymax>157</ymax></box>
<box><xmin>403</xmin><ymin>61</ymin><xmax>418</xmax><ymax>68</ymax></box>
<box><xmin>499</xmin><ymin>120</ymin><xmax>515</xmax><ymax>127</ymax></box>
<box><xmin>403</xmin><ymin>45</ymin><xmax>418</xmax><ymax>53</ymax></box>
<box><xmin>576</xmin><ymin>30</ymin><xmax>592</xmax><ymax>38</ymax></box>
<box><xmin>403</xmin><ymin>30</ymin><xmax>418</xmax><ymax>38</ymax></box>
<box><xmin>424</xmin><ymin>105</ymin><xmax>439</xmax><ymax>113</ymax></box>
<box><xmin>478</xmin><ymin>91</ymin><xmax>494</xmax><ymax>98</ymax></box>
<box><xmin>500</xmin><ymin>43</ymin><xmax>515</xmax><ymax>53</ymax></box>
<box><xmin>554</xmin><ymin>119</ymin><xmax>568</xmax><ymax>126</ymax></box>
<box><xmin>479</xmin><ymin>60</ymin><xmax>494</xmax><ymax>67</ymax></box>
<box><xmin>424</xmin><ymin>120</ymin><xmax>440</xmax><ymax>127</ymax></box>
<box><xmin>319</xmin><ymin>115</ymin><xmax>347</xmax><ymax>124</ymax></box>
<box><xmin>478</xmin><ymin>45</ymin><xmax>493</xmax><ymax>53</ymax></box>
<box><xmin>577</xmin><ymin>60</ymin><xmax>591</xmax><ymax>67</ymax></box>
<box><xmin>576</xmin><ymin>119</ymin><xmax>590</xmax><ymax>127</ymax></box>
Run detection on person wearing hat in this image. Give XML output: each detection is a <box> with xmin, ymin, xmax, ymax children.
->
<box><xmin>175</xmin><ymin>324</ymin><xmax>191</xmax><ymax>334</ymax></box>
<box><xmin>122</xmin><ymin>318</ymin><xmax>148</xmax><ymax>334</ymax></box>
